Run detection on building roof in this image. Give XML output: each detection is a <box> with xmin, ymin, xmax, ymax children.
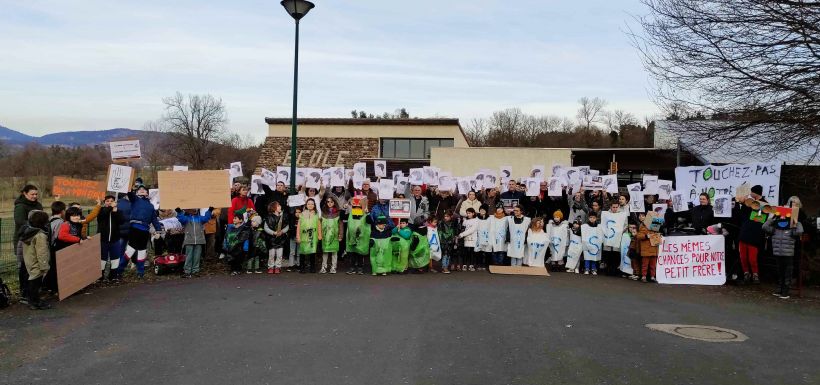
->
<box><xmin>264</xmin><ymin>117</ymin><xmax>460</xmax><ymax>126</ymax></box>
<box><xmin>654</xmin><ymin>120</ymin><xmax>820</xmax><ymax>166</ymax></box>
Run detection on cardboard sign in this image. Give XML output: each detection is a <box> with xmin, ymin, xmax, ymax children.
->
<box><xmin>106</xmin><ymin>164</ymin><xmax>133</xmax><ymax>194</ymax></box>
<box><xmin>57</xmin><ymin>235</ymin><xmax>102</xmax><ymax>300</ymax></box>
<box><xmin>657</xmin><ymin>235</ymin><xmax>726</xmax><ymax>285</ymax></box>
<box><xmin>675</xmin><ymin>162</ymin><xmax>781</xmax><ymax>205</ymax></box>
<box><xmin>489</xmin><ymin>265</ymin><xmax>550</xmax><ymax>276</ymax></box>
<box><xmin>157</xmin><ymin>170</ymin><xmax>231</xmax><ymax>209</ymax></box>
<box><xmin>389</xmin><ymin>199</ymin><xmax>411</xmax><ymax>218</ymax></box>
<box><xmin>52</xmin><ymin>176</ymin><xmax>105</xmax><ymax>201</ymax></box>
<box><xmin>109</xmin><ymin>138</ymin><xmax>141</xmax><ymax>162</ymax></box>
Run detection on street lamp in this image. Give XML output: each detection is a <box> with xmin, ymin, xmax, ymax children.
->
<box><xmin>281</xmin><ymin>0</ymin><xmax>315</xmax><ymax>194</ymax></box>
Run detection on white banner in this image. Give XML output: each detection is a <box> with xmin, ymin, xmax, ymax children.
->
<box><xmin>657</xmin><ymin>235</ymin><xmax>726</xmax><ymax>285</ymax></box>
<box><xmin>675</xmin><ymin>162</ymin><xmax>781</xmax><ymax>204</ymax></box>
<box><xmin>109</xmin><ymin>139</ymin><xmax>141</xmax><ymax>161</ymax></box>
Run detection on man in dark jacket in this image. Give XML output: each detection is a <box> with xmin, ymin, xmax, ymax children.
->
<box><xmin>690</xmin><ymin>193</ymin><xmax>715</xmax><ymax>234</ymax></box>
<box><xmin>98</xmin><ymin>195</ymin><xmax>124</xmax><ymax>281</ymax></box>
<box><xmin>734</xmin><ymin>185</ymin><xmax>767</xmax><ymax>283</ymax></box>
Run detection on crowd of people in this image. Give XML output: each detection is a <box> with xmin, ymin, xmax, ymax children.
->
<box><xmin>11</xmin><ymin>168</ymin><xmax>809</xmax><ymax>310</ymax></box>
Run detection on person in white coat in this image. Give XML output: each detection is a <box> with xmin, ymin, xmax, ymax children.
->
<box><xmin>506</xmin><ymin>205</ymin><xmax>531</xmax><ymax>266</ymax></box>
<box><xmin>546</xmin><ymin>210</ymin><xmax>569</xmax><ymax>269</ymax></box>
<box><xmin>488</xmin><ymin>206</ymin><xmax>509</xmax><ymax>265</ymax></box>
<box><xmin>458</xmin><ymin>208</ymin><xmax>479</xmax><ymax>271</ymax></box>
<box><xmin>475</xmin><ymin>205</ymin><xmax>492</xmax><ymax>271</ymax></box>
<box><xmin>525</xmin><ymin>218</ymin><xmax>549</xmax><ymax>267</ymax></box>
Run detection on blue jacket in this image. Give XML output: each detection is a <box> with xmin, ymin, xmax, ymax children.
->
<box><xmin>177</xmin><ymin>209</ymin><xmax>213</xmax><ymax>245</ymax></box>
<box><xmin>368</xmin><ymin>201</ymin><xmax>393</xmax><ymax>231</ymax></box>
<box><xmin>128</xmin><ymin>192</ymin><xmax>162</xmax><ymax>232</ymax></box>
<box><xmin>116</xmin><ymin>196</ymin><xmax>132</xmax><ymax>236</ymax></box>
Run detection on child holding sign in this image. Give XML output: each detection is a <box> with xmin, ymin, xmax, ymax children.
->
<box><xmin>297</xmin><ymin>198</ymin><xmax>322</xmax><ymax>274</ymax></box>
<box><xmin>636</xmin><ymin>212</ymin><xmax>659</xmax><ymax>282</ymax></box>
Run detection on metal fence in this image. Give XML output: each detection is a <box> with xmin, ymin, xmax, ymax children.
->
<box><xmin>0</xmin><ymin>210</ymin><xmax>97</xmax><ymax>291</ymax></box>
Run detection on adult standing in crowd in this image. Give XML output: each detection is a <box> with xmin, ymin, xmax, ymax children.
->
<box><xmin>14</xmin><ymin>184</ymin><xmax>43</xmax><ymax>302</ymax></box>
<box><xmin>408</xmin><ymin>185</ymin><xmax>430</xmax><ymax>223</ymax></box>
<box><xmin>457</xmin><ymin>191</ymin><xmax>482</xmax><ymax>218</ymax></box>
<box><xmin>690</xmin><ymin>193</ymin><xmax>715</xmax><ymax>234</ymax></box>
<box><xmin>734</xmin><ymin>185</ymin><xmax>766</xmax><ymax>284</ymax></box>
<box><xmin>500</xmin><ymin>179</ymin><xmax>526</xmax><ymax>203</ymax></box>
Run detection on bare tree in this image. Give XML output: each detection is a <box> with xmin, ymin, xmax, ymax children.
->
<box><xmin>576</xmin><ymin>97</ymin><xmax>608</xmax><ymax>130</ymax></box>
<box><xmin>159</xmin><ymin>92</ymin><xmax>228</xmax><ymax>169</ymax></box>
<box><xmin>632</xmin><ymin>0</ymin><xmax>820</xmax><ymax>160</ymax></box>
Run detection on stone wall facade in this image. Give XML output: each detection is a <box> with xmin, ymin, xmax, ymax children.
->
<box><xmin>256</xmin><ymin>136</ymin><xmax>380</xmax><ymax>172</ymax></box>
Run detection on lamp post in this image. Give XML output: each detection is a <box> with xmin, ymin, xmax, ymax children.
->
<box><xmin>281</xmin><ymin>0</ymin><xmax>315</xmax><ymax>194</ymax></box>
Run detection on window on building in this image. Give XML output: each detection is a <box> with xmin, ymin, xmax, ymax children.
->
<box><xmin>380</xmin><ymin>138</ymin><xmax>455</xmax><ymax>159</ymax></box>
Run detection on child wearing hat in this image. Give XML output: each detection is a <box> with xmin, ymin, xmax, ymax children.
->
<box><xmin>369</xmin><ymin>215</ymin><xmax>393</xmax><ymax>275</ymax></box>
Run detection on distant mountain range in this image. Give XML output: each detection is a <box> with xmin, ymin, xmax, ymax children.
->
<box><xmin>0</xmin><ymin>124</ymin><xmax>155</xmax><ymax>147</ymax></box>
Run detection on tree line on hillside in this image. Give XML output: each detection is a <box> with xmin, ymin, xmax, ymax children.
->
<box><xmin>0</xmin><ymin>92</ymin><xmax>262</xmax><ymax>192</ymax></box>
<box><xmin>464</xmin><ymin>98</ymin><xmax>656</xmax><ymax>148</ymax></box>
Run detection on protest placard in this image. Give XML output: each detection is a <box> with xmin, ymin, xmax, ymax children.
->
<box><xmin>287</xmin><ymin>194</ymin><xmax>306</xmax><ymax>208</ymax></box>
<box><xmin>629</xmin><ymin>191</ymin><xmax>645</xmax><ymax>213</ymax></box>
<box><xmin>229</xmin><ymin>162</ymin><xmax>243</xmax><ymax>178</ymax></box>
<box><xmin>52</xmin><ymin>176</ymin><xmax>105</xmax><ymax>201</ymax></box>
<box><xmin>379</xmin><ymin>179</ymin><xmax>394</xmax><ymax>200</ymax></box>
<box><xmin>652</xmin><ymin>203</ymin><xmax>667</xmax><ymax>218</ymax></box>
<box><xmin>389</xmin><ymin>199</ymin><xmax>412</xmax><ymax>218</ymax></box>
<box><xmin>643</xmin><ymin>175</ymin><xmax>659</xmax><ymax>195</ymax></box>
<box><xmin>602</xmin><ymin>174</ymin><xmax>618</xmax><ymax>194</ymax></box>
<box><xmin>57</xmin><ymin>235</ymin><xmax>102</xmax><ymax>301</ymax></box>
<box><xmin>525</xmin><ymin>178</ymin><xmax>540</xmax><ymax>197</ymax></box>
<box><xmin>530</xmin><ymin>165</ymin><xmax>545</xmax><ymax>181</ymax></box>
<box><xmin>657</xmin><ymin>179</ymin><xmax>673</xmax><ymax>200</ymax></box>
<box><xmin>149</xmin><ymin>189</ymin><xmax>160</xmax><ymax>210</ymax></box>
<box><xmin>657</xmin><ymin>235</ymin><xmax>726</xmax><ymax>285</ymax></box>
<box><xmin>671</xmin><ymin>191</ymin><xmax>688</xmax><ymax>212</ymax></box>
<box><xmin>330</xmin><ymin>167</ymin><xmax>345</xmax><ymax>187</ymax></box>
<box><xmin>502</xmin><ymin>199</ymin><xmax>519</xmax><ymax>215</ymax></box>
<box><xmin>395</xmin><ymin>176</ymin><xmax>409</xmax><ymax>194</ymax></box>
<box><xmin>250</xmin><ymin>175</ymin><xmax>264</xmax><ymax>194</ymax></box>
<box><xmin>276</xmin><ymin>167</ymin><xmax>291</xmax><ymax>186</ymax></box>
<box><xmin>157</xmin><ymin>170</ymin><xmax>231</xmax><ymax>209</ymax></box>
<box><xmin>457</xmin><ymin>178</ymin><xmax>471</xmax><ymax>196</ymax></box>
<box><xmin>547</xmin><ymin>177</ymin><xmax>562</xmax><ymax>197</ymax></box>
<box><xmin>423</xmin><ymin>166</ymin><xmax>439</xmax><ymax>186</ymax></box>
<box><xmin>107</xmin><ymin>164</ymin><xmax>133</xmax><ymax>194</ymax></box>
<box><xmin>409</xmin><ymin>168</ymin><xmax>423</xmax><ymax>186</ymax></box>
<box><xmin>499</xmin><ymin>166</ymin><xmax>512</xmax><ymax>181</ymax></box>
<box><xmin>675</xmin><ymin>162</ymin><xmax>781</xmax><ymax>204</ymax></box>
<box><xmin>374</xmin><ymin>160</ymin><xmax>387</xmax><ymax>178</ymax></box>
<box><xmin>713</xmin><ymin>194</ymin><xmax>733</xmax><ymax>218</ymax></box>
<box><xmin>109</xmin><ymin>138</ymin><xmax>141</xmax><ymax>162</ymax></box>
<box><xmin>305</xmin><ymin>168</ymin><xmax>322</xmax><ymax>189</ymax></box>
<box><xmin>583</xmin><ymin>175</ymin><xmax>603</xmax><ymax>190</ymax></box>
<box><xmin>173</xmin><ymin>165</ymin><xmax>188</xmax><ymax>171</ymax></box>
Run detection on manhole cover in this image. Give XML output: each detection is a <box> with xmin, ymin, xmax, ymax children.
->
<box><xmin>645</xmin><ymin>324</ymin><xmax>748</xmax><ymax>342</ymax></box>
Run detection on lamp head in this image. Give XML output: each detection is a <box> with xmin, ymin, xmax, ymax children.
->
<box><xmin>281</xmin><ymin>0</ymin><xmax>315</xmax><ymax>20</ymax></box>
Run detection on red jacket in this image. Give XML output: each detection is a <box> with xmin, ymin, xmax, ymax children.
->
<box><xmin>58</xmin><ymin>221</ymin><xmax>81</xmax><ymax>244</ymax></box>
<box><xmin>228</xmin><ymin>196</ymin><xmax>256</xmax><ymax>221</ymax></box>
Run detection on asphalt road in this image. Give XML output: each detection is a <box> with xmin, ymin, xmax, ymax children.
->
<box><xmin>1</xmin><ymin>271</ymin><xmax>818</xmax><ymax>385</ymax></box>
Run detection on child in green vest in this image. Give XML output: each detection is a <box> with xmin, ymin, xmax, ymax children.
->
<box><xmin>297</xmin><ymin>198</ymin><xmax>322</xmax><ymax>274</ymax></box>
<box><xmin>391</xmin><ymin>218</ymin><xmax>412</xmax><ymax>274</ymax></box>
<box><xmin>369</xmin><ymin>215</ymin><xmax>393</xmax><ymax>276</ymax></box>
<box><xmin>319</xmin><ymin>196</ymin><xmax>344</xmax><ymax>274</ymax></box>
<box><xmin>346</xmin><ymin>195</ymin><xmax>370</xmax><ymax>275</ymax></box>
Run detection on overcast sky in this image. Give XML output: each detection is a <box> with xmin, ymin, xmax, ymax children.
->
<box><xmin>1</xmin><ymin>0</ymin><xmax>658</xmax><ymax>139</ymax></box>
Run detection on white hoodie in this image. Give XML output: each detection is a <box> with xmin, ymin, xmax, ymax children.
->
<box><xmin>459</xmin><ymin>218</ymin><xmax>479</xmax><ymax>248</ymax></box>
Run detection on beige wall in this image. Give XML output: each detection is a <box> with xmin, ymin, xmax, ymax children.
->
<box><xmin>430</xmin><ymin>147</ymin><xmax>573</xmax><ymax>179</ymax></box>
<box><xmin>267</xmin><ymin>123</ymin><xmax>470</xmax><ymax>148</ymax></box>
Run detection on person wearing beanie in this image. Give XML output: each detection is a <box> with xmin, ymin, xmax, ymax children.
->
<box><xmin>546</xmin><ymin>210</ymin><xmax>569</xmax><ymax>270</ymax></box>
<box><xmin>734</xmin><ymin>184</ymin><xmax>767</xmax><ymax>283</ymax></box>
<box><xmin>369</xmin><ymin>215</ymin><xmax>393</xmax><ymax>276</ymax></box>
<box><xmin>125</xmin><ymin>186</ymin><xmax>164</xmax><ymax>279</ymax></box>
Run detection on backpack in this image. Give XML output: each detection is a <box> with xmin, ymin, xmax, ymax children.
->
<box><xmin>0</xmin><ymin>277</ymin><xmax>11</xmax><ymax>309</ymax></box>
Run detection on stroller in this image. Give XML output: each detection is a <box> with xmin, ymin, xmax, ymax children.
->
<box><xmin>151</xmin><ymin>231</ymin><xmax>186</xmax><ymax>276</ymax></box>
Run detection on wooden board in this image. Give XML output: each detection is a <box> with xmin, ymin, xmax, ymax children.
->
<box><xmin>52</xmin><ymin>176</ymin><xmax>106</xmax><ymax>201</ymax></box>
<box><xmin>157</xmin><ymin>170</ymin><xmax>232</xmax><ymax>209</ymax></box>
<box><xmin>489</xmin><ymin>265</ymin><xmax>550</xmax><ymax>276</ymax></box>
<box><xmin>57</xmin><ymin>235</ymin><xmax>101</xmax><ymax>301</ymax></box>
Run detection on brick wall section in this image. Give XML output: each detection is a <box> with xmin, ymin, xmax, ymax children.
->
<box><xmin>256</xmin><ymin>136</ymin><xmax>380</xmax><ymax>172</ymax></box>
